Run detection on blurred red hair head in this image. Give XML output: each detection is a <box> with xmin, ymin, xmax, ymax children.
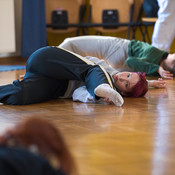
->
<box><xmin>0</xmin><ymin>116</ymin><xmax>76</xmax><ymax>175</ymax></box>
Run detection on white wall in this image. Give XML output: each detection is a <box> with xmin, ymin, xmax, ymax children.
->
<box><xmin>0</xmin><ymin>0</ymin><xmax>22</xmax><ymax>57</ymax></box>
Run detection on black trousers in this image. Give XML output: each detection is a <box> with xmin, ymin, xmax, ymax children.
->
<box><xmin>0</xmin><ymin>47</ymin><xmax>113</xmax><ymax>105</ymax></box>
<box><xmin>0</xmin><ymin>146</ymin><xmax>65</xmax><ymax>175</ymax></box>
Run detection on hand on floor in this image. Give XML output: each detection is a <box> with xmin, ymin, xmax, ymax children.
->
<box><xmin>148</xmin><ymin>78</ymin><xmax>167</xmax><ymax>88</ymax></box>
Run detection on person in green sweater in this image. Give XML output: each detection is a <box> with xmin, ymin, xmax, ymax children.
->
<box><xmin>59</xmin><ymin>35</ymin><xmax>175</xmax><ymax>79</ymax></box>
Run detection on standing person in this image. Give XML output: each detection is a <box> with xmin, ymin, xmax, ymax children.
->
<box><xmin>59</xmin><ymin>35</ymin><xmax>175</xmax><ymax>79</ymax></box>
<box><xmin>0</xmin><ymin>117</ymin><xmax>76</xmax><ymax>175</ymax></box>
<box><xmin>152</xmin><ymin>0</ymin><xmax>175</xmax><ymax>52</ymax></box>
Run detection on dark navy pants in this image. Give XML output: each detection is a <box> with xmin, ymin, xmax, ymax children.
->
<box><xmin>0</xmin><ymin>47</ymin><xmax>113</xmax><ymax>105</ymax></box>
<box><xmin>0</xmin><ymin>147</ymin><xmax>65</xmax><ymax>175</ymax></box>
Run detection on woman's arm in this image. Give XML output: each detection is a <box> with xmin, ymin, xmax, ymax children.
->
<box><xmin>126</xmin><ymin>57</ymin><xmax>159</xmax><ymax>75</ymax></box>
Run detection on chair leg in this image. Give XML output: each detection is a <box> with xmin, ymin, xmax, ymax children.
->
<box><xmin>96</xmin><ymin>31</ymin><xmax>102</xmax><ymax>35</ymax></box>
<box><xmin>139</xmin><ymin>26</ymin><xmax>146</xmax><ymax>42</ymax></box>
<box><xmin>76</xmin><ymin>29</ymin><xmax>80</xmax><ymax>36</ymax></box>
<box><xmin>144</xmin><ymin>25</ymin><xmax>151</xmax><ymax>43</ymax></box>
<box><xmin>127</xmin><ymin>26</ymin><xmax>131</xmax><ymax>39</ymax></box>
<box><xmin>131</xmin><ymin>26</ymin><xmax>137</xmax><ymax>39</ymax></box>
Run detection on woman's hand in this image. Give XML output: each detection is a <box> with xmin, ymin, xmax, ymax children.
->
<box><xmin>148</xmin><ymin>78</ymin><xmax>166</xmax><ymax>88</ymax></box>
<box><xmin>158</xmin><ymin>66</ymin><xmax>173</xmax><ymax>79</ymax></box>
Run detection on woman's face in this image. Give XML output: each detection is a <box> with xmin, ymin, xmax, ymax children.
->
<box><xmin>113</xmin><ymin>72</ymin><xmax>140</xmax><ymax>94</ymax></box>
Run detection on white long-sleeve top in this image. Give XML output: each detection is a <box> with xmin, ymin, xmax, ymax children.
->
<box><xmin>59</xmin><ymin>35</ymin><xmax>132</xmax><ymax>72</ymax></box>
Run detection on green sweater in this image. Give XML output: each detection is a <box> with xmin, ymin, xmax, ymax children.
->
<box><xmin>127</xmin><ymin>40</ymin><xmax>169</xmax><ymax>76</ymax></box>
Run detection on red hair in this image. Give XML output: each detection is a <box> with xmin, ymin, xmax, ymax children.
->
<box><xmin>124</xmin><ymin>72</ymin><xmax>148</xmax><ymax>97</ymax></box>
<box><xmin>0</xmin><ymin>116</ymin><xmax>76</xmax><ymax>175</ymax></box>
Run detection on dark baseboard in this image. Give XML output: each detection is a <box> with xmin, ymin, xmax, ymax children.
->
<box><xmin>0</xmin><ymin>56</ymin><xmax>27</xmax><ymax>65</ymax></box>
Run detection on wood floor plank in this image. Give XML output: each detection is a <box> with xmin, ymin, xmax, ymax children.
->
<box><xmin>0</xmin><ymin>69</ymin><xmax>175</xmax><ymax>175</ymax></box>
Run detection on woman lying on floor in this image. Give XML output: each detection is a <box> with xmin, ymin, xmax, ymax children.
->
<box><xmin>0</xmin><ymin>47</ymin><xmax>165</xmax><ymax>106</ymax></box>
<box><xmin>59</xmin><ymin>35</ymin><xmax>175</xmax><ymax>79</ymax></box>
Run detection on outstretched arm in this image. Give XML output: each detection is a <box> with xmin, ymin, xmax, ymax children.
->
<box><xmin>148</xmin><ymin>78</ymin><xmax>166</xmax><ymax>88</ymax></box>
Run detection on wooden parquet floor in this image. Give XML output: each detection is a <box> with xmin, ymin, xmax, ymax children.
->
<box><xmin>0</xmin><ymin>63</ymin><xmax>175</xmax><ymax>175</ymax></box>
